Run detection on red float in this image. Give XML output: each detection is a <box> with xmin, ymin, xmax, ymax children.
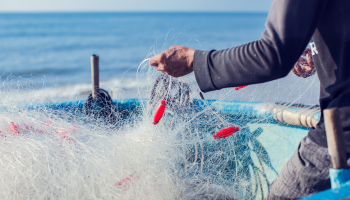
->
<box><xmin>153</xmin><ymin>100</ymin><xmax>166</xmax><ymax>125</ymax></box>
<box><xmin>55</xmin><ymin>128</ymin><xmax>68</xmax><ymax>135</ymax></box>
<box><xmin>9</xmin><ymin>122</ymin><xmax>19</xmax><ymax>134</ymax></box>
<box><xmin>55</xmin><ymin>128</ymin><xmax>74</xmax><ymax>141</ymax></box>
<box><xmin>213</xmin><ymin>126</ymin><xmax>240</xmax><ymax>140</ymax></box>
<box><xmin>234</xmin><ymin>85</ymin><xmax>248</xmax><ymax>91</ymax></box>
<box><xmin>115</xmin><ymin>175</ymin><xmax>138</xmax><ymax>187</ymax></box>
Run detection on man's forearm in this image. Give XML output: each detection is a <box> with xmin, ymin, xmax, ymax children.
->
<box><xmin>194</xmin><ymin>0</ymin><xmax>328</xmax><ymax>93</ymax></box>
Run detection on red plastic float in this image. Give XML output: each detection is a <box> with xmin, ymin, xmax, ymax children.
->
<box><xmin>55</xmin><ymin>128</ymin><xmax>73</xmax><ymax>140</ymax></box>
<box><xmin>115</xmin><ymin>175</ymin><xmax>138</xmax><ymax>187</ymax></box>
<box><xmin>213</xmin><ymin>126</ymin><xmax>240</xmax><ymax>140</ymax></box>
<box><xmin>153</xmin><ymin>100</ymin><xmax>166</xmax><ymax>125</ymax></box>
<box><xmin>55</xmin><ymin>128</ymin><xmax>68</xmax><ymax>135</ymax></box>
<box><xmin>234</xmin><ymin>85</ymin><xmax>248</xmax><ymax>91</ymax></box>
<box><xmin>9</xmin><ymin>122</ymin><xmax>19</xmax><ymax>134</ymax></box>
<box><xmin>61</xmin><ymin>135</ymin><xmax>74</xmax><ymax>141</ymax></box>
<box><xmin>116</xmin><ymin>177</ymin><xmax>133</xmax><ymax>186</ymax></box>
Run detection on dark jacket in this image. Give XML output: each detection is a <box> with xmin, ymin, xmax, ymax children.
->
<box><xmin>193</xmin><ymin>0</ymin><xmax>350</xmax><ymax>151</ymax></box>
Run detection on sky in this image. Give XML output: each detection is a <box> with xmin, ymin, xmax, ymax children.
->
<box><xmin>0</xmin><ymin>0</ymin><xmax>272</xmax><ymax>12</ymax></box>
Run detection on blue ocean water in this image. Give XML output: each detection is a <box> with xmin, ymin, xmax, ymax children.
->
<box><xmin>0</xmin><ymin>12</ymin><xmax>267</xmax><ymax>88</ymax></box>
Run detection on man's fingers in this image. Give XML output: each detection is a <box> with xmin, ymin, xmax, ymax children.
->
<box><xmin>298</xmin><ymin>57</ymin><xmax>308</xmax><ymax>66</ymax></box>
<box><xmin>292</xmin><ymin>65</ymin><xmax>301</xmax><ymax>77</ymax></box>
<box><xmin>302</xmin><ymin>48</ymin><xmax>311</xmax><ymax>56</ymax></box>
<box><xmin>303</xmin><ymin>64</ymin><xmax>313</xmax><ymax>71</ymax></box>
<box><xmin>149</xmin><ymin>53</ymin><xmax>165</xmax><ymax>66</ymax></box>
<box><xmin>300</xmin><ymin>64</ymin><xmax>316</xmax><ymax>78</ymax></box>
<box><xmin>306</xmin><ymin>54</ymin><xmax>314</xmax><ymax>69</ymax></box>
<box><xmin>149</xmin><ymin>55</ymin><xmax>160</xmax><ymax>67</ymax></box>
<box><xmin>155</xmin><ymin>63</ymin><xmax>165</xmax><ymax>71</ymax></box>
<box><xmin>293</xmin><ymin>48</ymin><xmax>315</xmax><ymax>78</ymax></box>
<box><xmin>295</xmin><ymin>64</ymin><xmax>305</xmax><ymax>75</ymax></box>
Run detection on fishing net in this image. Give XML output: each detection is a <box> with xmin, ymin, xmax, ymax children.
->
<box><xmin>0</xmin><ymin>40</ymin><xmax>320</xmax><ymax>199</ymax></box>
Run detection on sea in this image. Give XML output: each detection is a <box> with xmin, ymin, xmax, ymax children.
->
<box><xmin>0</xmin><ymin>12</ymin><xmax>320</xmax><ymax>104</ymax></box>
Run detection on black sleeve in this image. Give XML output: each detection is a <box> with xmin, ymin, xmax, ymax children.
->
<box><xmin>193</xmin><ymin>0</ymin><xmax>328</xmax><ymax>93</ymax></box>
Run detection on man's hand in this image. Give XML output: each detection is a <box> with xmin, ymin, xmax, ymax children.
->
<box><xmin>149</xmin><ymin>46</ymin><xmax>196</xmax><ymax>78</ymax></box>
<box><xmin>291</xmin><ymin>48</ymin><xmax>316</xmax><ymax>78</ymax></box>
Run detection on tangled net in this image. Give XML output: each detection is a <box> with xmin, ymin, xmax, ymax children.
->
<box><xmin>0</xmin><ymin>44</ymin><xmax>320</xmax><ymax>199</ymax></box>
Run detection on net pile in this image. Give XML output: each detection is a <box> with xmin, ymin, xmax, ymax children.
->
<box><xmin>0</xmin><ymin>48</ymin><xmax>320</xmax><ymax>199</ymax></box>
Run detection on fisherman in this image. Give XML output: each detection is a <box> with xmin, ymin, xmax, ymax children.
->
<box><xmin>149</xmin><ymin>0</ymin><xmax>350</xmax><ymax>199</ymax></box>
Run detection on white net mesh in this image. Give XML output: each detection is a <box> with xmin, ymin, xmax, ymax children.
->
<box><xmin>0</xmin><ymin>42</ymin><xmax>320</xmax><ymax>200</ymax></box>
